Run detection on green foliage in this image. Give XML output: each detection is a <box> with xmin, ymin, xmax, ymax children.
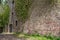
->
<box><xmin>14</xmin><ymin>33</ymin><xmax>60</xmax><ymax>40</ymax></box>
<box><xmin>0</xmin><ymin>5</ymin><xmax>10</xmax><ymax>27</ymax></box>
<box><xmin>15</xmin><ymin>0</ymin><xmax>32</xmax><ymax>22</ymax></box>
<box><xmin>48</xmin><ymin>0</ymin><xmax>55</xmax><ymax>5</ymax></box>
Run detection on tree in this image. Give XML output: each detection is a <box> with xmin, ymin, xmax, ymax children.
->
<box><xmin>0</xmin><ymin>2</ymin><xmax>10</xmax><ymax>27</ymax></box>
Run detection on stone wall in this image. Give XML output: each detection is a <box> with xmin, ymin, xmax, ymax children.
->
<box><xmin>7</xmin><ymin>0</ymin><xmax>60</xmax><ymax>36</ymax></box>
<box><xmin>23</xmin><ymin>0</ymin><xmax>60</xmax><ymax>36</ymax></box>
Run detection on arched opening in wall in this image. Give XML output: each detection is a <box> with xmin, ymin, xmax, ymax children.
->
<box><xmin>9</xmin><ymin>24</ymin><xmax>13</xmax><ymax>32</ymax></box>
<box><xmin>0</xmin><ymin>27</ymin><xmax>3</xmax><ymax>33</ymax></box>
<box><xmin>12</xmin><ymin>0</ymin><xmax>14</xmax><ymax>4</ymax></box>
<box><xmin>12</xmin><ymin>12</ymin><xmax>13</xmax><ymax>15</ymax></box>
<box><xmin>12</xmin><ymin>12</ymin><xmax>14</xmax><ymax>17</ymax></box>
<box><xmin>16</xmin><ymin>21</ymin><xmax>17</xmax><ymax>26</ymax></box>
<box><xmin>0</xmin><ymin>0</ymin><xmax>1</xmax><ymax>4</ymax></box>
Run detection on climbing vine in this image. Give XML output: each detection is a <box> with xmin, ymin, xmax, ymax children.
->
<box><xmin>48</xmin><ymin>0</ymin><xmax>57</xmax><ymax>6</ymax></box>
<box><xmin>15</xmin><ymin>0</ymin><xmax>32</xmax><ymax>22</ymax></box>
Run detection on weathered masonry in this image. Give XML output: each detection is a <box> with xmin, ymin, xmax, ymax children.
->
<box><xmin>23</xmin><ymin>0</ymin><xmax>60</xmax><ymax>36</ymax></box>
<box><xmin>3</xmin><ymin>0</ymin><xmax>18</xmax><ymax>33</ymax></box>
<box><xmin>7</xmin><ymin>0</ymin><xmax>17</xmax><ymax>32</ymax></box>
<box><xmin>0</xmin><ymin>0</ymin><xmax>60</xmax><ymax>36</ymax></box>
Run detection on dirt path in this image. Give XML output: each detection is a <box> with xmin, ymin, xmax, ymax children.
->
<box><xmin>0</xmin><ymin>34</ymin><xmax>25</xmax><ymax>40</ymax></box>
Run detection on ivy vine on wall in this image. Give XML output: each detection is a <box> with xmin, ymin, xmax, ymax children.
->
<box><xmin>15</xmin><ymin>0</ymin><xmax>32</xmax><ymax>22</ymax></box>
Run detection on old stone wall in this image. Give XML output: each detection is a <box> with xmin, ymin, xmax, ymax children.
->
<box><xmin>23</xmin><ymin>0</ymin><xmax>60</xmax><ymax>36</ymax></box>
<box><xmin>7</xmin><ymin>0</ymin><xmax>60</xmax><ymax>36</ymax></box>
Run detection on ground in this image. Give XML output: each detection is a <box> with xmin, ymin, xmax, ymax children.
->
<box><xmin>0</xmin><ymin>34</ymin><xmax>24</xmax><ymax>40</ymax></box>
<box><xmin>0</xmin><ymin>33</ymin><xmax>60</xmax><ymax>40</ymax></box>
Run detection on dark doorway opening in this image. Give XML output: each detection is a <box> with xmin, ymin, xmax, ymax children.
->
<box><xmin>12</xmin><ymin>0</ymin><xmax>14</xmax><ymax>4</ymax></box>
<box><xmin>0</xmin><ymin>0</ymin><xmax>1</xmax><ymax>4</ymax></box>
<box><xmin>0</xmin><ymin>27</ymin><xmax>3</xmax><ymax>33</ymax></box>
<box><xmin>16</xmin><ymin>21</ymin><xmax>17</xmax><ymax>26</ymax></box>
<box><xmin>12</xmin><ymin>12</ymin><xmax>13</xmax><ymax>15</ymax></box>
<box><xmin>9</xmin><ymin>24</ymin><xmax>13</xmax><ymax>32</ymax></box>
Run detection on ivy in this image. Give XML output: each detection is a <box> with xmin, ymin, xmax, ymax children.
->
<box><xmin>15</xmin><ymin>0</ymin><xmax>32</xmax><ymax>22</ymax></box>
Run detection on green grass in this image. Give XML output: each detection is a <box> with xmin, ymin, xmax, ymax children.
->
<box><xmin>26</xmin><ymin>36</ymin><xmax>51</xmax><ymax>40</ymax></box>
<box><xmin>25</xmin><ymin>34</ymin><xmax>60</xmax><ymax>40</ymax></box>
<box><xmin>13</xmin><ymin>33</ymin><xmax>60</xmax><ymax>40</ymax></box>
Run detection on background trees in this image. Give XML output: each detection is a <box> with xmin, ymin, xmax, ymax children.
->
<box><xmin>0</xmin><ymin>0</ymin><xmax>9</xmax><ymax>27</ymax></box>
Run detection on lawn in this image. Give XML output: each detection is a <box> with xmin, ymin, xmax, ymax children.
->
<box><xmin>14</xmin><ymin>33</ymin><xmax>60</xmax><ymax>40</ymax></box>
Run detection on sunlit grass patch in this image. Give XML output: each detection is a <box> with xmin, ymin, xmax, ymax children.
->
<box><xmin>14</xmin><ymin>33</ymin><xmax>60</xmax><ymax>40</ymax></box>
<box><xmin>26</xmin><ymin>36</ymin><xmax>51</xmax><ymax>40</ymax></box>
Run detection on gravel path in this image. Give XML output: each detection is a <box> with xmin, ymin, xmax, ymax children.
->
<box><xmin>0</xmin><ymin>34</ymin><xmax>25</xmax><ymax>40</ymax></box>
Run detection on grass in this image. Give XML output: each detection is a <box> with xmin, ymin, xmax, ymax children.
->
<box><xmin>13</xmin><ymin>33</ymin><xmax>60</xmax><ymax>40</ymax></box>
